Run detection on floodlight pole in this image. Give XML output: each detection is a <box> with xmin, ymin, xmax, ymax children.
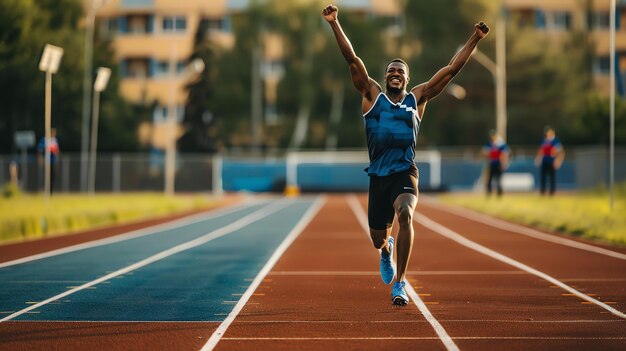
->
<box><xmin>39</xmin><ymin>44</ymin><xmax>63</xmax><ymax>202</ymax></box>
<box><xmin>165</xmin><ymin>44</ymin><xmax>177</xmax><ymax>196</ymax></box>
<box><xmin>495</xmin><ymin>15</ymin><xmax>507</xmax><ymax>142</ymax></box>
<box><xmin>44</xmin><ymin>71</ymin><xmax>52</xmax><ymax>202</ymax></box>
<box><xmin>609</xmin><ymin>0</ymin><xmax>616</xmax><ymax>210</ymax></box>
<box><xmin>464</xmin><ymin>15</ymin><xmax>507</xmax><ymax>141</ymax></box>
<box><xmin>88</xmin><ymin>89</ymin><xmax>101</xmax><ymax>195</ymax></box>
<box><xmin>81</xmin><ymin>0</ymin><xmax>108</xmax><ymax>193</ymax></box>
<box><xmin>88</xmin><ymin>67</ymin><xmax>111</xmax><ymax>195</ymax></box>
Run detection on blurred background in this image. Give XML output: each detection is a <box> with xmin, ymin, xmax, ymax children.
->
<box><xmin>0</xmin><ymin>0</ymin><xmax>624</xmax><ymax>194</ymax></box>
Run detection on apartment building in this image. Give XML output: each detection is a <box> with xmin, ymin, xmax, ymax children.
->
<box><xmin>88</xmin><ymin>0</ymin><xmax>401</xmax><ymax>149</ymax></box>
<box><xmin>503</xmin><ymin>0</ymin><xmax>626</xmax><ymax>95</ymax></box>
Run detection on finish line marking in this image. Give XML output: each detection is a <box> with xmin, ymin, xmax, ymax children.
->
<box><xmin>414</xmin><ymin>213</ymin><xmax>626</xmax><ymax>320</ymax></box>
<box><xmin>221</xmin><ymin>336</ymin><xmax>626</xmax><ymax>341</ymax></box>
<box><xmin>0</xmin><ymin>199</ymin><xmax>292</xmax><ymax>323</ymax></box>
<box><xmin>268</xmin><ymin>270</ymin><xmax>526</xmax><ymax>276</ymax></box>
<box><xmin>347</xmin><ymin>195</ymin><xmax>460</xmax><ymax>351</ymax></box>
<box><xmin>201</xmin><ymin>196</ymin><xmax>325</xmax><ymax>351</ymax></box>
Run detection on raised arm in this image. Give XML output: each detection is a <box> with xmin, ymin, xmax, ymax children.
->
<box><xmin>322</xmin><ymin>5</ymin><xmax>380</xmax><ymax>101</ymax></box>
<box><xmin>412</xmin><ymin>22</ymin><xmax>489</xmax><ymax>105</ymax></box>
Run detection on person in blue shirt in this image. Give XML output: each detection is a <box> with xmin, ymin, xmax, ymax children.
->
<box><xmin>482</xmin><ymin>130</ymin><xmax>509</xmax><ymax>197</ymax></box>
<box><xmin>323</xmin><ymin>4</ymin><xmax>489</xmax><ymax>306</ymax></box>
<box><xmin>535</xmin><ymin>126</ymin><xmax>564</xmax><ymax>195</ymax></box>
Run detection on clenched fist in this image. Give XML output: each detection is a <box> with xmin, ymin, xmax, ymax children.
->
<box><xmin>322</xmin><ymin>4</ymin><xmax>338</xmax><ymax>22</ymax></box>
<box><xmin>475</xmin><ymin>21</ymin><xmax>489</xmax><ymax>39</ymax></box>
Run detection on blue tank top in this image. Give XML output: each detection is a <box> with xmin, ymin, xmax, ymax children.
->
<box><xmin>363</xmin><ymin>92</ymin><xmax>421</xmax><ymax>176</ymax></box>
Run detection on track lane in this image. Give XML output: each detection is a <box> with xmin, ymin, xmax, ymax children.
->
<box><xmin>367</xmin><ymin>195</ymin><xmax>626</xmax><ymax>351</ymax></box>
<box><xmin>417</xmin><ymin>198</ymin><xmax>626</xmax><ymax>309</ymax></box>
<box><xmin>0</xmin><ymin>200</ymin><xmax>273</xmax><ymax>317</ymax></box>
<box><xmin>214</xmin><ymin>195</ymin><xmax>447</xmax><ymax>351</ymax></box>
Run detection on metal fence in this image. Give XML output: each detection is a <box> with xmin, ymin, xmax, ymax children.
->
<box><xmin>0</xmin><ymin>146</ymin><xmax>624</xmax><ymax>193</ymax></box>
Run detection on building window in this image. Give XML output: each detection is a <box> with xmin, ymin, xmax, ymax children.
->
<box><xmin>592</xmin><ymin>56</ymin><xmax>610</xmax><ymax>75</ymax></box>
<box><xmin>125</xmin><ymin>58</ymin><xmax>149</xmax><ymax>78</ymax></box>
<box><xmin>163</xmin><ymin>16</ymin><xmax>186</xmax><ymax>33</ymax></box>
<box><xmin>153</xmin><ymin>60</ymin><xmax>187</xmax><ymax>77</ymax></box>
<box><xmin>551</xmin><ymin>11</ymin><xmax>571</xmax><ymax>31</ymax></box>
<box><xmin>128</xmin><ymin>15</ymin><xmax>151</xmax><ymax>34</ymax></box>
<box><xmin>153</xmin><ymin>105</ymin><xmax>185</xmax><ymax>123</ymax></box>
<box><xmin>588</xmin><ymin>12</ymin><xmax>610</xmax><ymax>29</ymax></box>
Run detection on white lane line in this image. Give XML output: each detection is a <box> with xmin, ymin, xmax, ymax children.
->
<box><xmin>221</xmin><ymin>336</ymin><xmax>626</xmax><ymax>341</ymax></box>
<box><xmin>415</xmin><ymin>213</ymin><xmax>626</xmax><ymax>320</ymax></box>
<box><xmin>0</xmin><ymin>199</ymin><xmax>292</xmax><ymax>323</ymax></box>
<box><xmin>346</xmin><ymin>195</ymin><xmax>460</xmax><ymax>351</ymax></box>
<box><xmin>268</xmin><ymin>270</ymin><xmax>526</xmax><ymax>276</ymax></box>
<box><xmin>227</xmin><ymin>319</ymin><xmax>624</xmax><ymax>323</ymax></box>
<box><xmin>0</xmin><ymin>198</ymin><xmax>266</xmax><ymax>269</ymax></box>
<box><xmin>423</xmin><ymin>198</ymin><xmax>626</xmax><ymax>260</ymax></box>
<box><xmin>201</xmin><ymin>196</ymin><xmax>325</xmax><ymax>351</ymax></box>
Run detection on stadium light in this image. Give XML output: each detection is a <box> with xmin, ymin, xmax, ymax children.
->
<box><xmin>81</xmin><ymin>0</ymin><xmax>110</xmax><ymax>194</ymax></box>
<box><xmin>460</xmin><ymin>15</ymin><xmax>507</xmax><ymax>141</ymax></box>
<box><xmin>609</xmin><ymin>0</ymin><xmax>616</xmax><ymax>210</ymax></box>
<box><xmin>88</xmin><ymin>67</ymin><xmax>111</xmax><ymax>195</ymax></box>
<box><xmin>164</xmin><ymin>56</ymin><xmax>205</xmax><ymax>195</ymax></box>
<box><xmin>39</xmin><ymin>44</ymin><xmax>64</xmax><ymax>202</ymax></box>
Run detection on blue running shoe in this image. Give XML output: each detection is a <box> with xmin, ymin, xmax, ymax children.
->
<box><xmin>391</xmin><ymin>281</ymin><xmax>409</xmax><ymax>306</ymax></box>
<box><xmin>380</xmin><ymin>236</ymin><xmax>395</xmax><ymax>284</ymax></box>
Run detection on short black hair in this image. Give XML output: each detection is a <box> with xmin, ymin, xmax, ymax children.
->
<box><xmin>544</xmin><ymin>125</ymin><xmax>554</xmax><ymax>134</ymax></box>
<box><xmin>386</xmin><ymin>58</ymin><xmax>409</xmax><ymax>76</ymax></box>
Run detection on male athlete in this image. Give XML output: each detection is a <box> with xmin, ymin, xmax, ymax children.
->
<box><xmin>322</xmin><ymin>4</ymin><xmax>489</xmax><ymax>305</ymax></box>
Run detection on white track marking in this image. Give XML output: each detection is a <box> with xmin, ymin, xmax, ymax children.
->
<box><xmin>0</xmin><ymin>199</ymin><xmax>292</xmax><ymax>323</ymax></box>
<box><xmin>347</xmin><ymin>195</ymin><xmax>460</xmax><ymax>351</ymax></box>
<box><xmin>10</xmin><ymin>319</ymin><xmax>623</xmax><ymax>323</ymax></box>
<box><xmin>423</xmin><ymin>198</ymin><xmax>626</xmax><ymax>260</ymax></box>
<box><xmin>268</xmin><ymin>270</ymin><xmax>525</xmax><ymax>276</ymax></box>
<box><xmin>0</xmin><ymin>198</ymin><xmax>266</xmax><ymax>269</ymax></box>
<box><xmin>201</xmin><ymin>196</ymin><xmax>325</xmax><ymax>351</ymax></box>
<box><xmin>220</xmin><ymin>336</ymin><xmax>626</xmax><ymax>340</ymax></box>
<box><xmin>415</xmin><ymin>213</ymin><xmax>626</xmax><ymax>320</ymax></box>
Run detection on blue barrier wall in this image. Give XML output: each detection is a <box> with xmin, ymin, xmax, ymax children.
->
<box><xmin>222</xmin><ymin>157</ymin><xmax>578</xmax><ymax>193</ymax></box>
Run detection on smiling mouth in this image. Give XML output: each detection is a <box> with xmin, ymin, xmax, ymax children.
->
<box><xmin>389</xmin><ymin>77</ymin><xmax>402</xmax><ymax>84</ymax></box>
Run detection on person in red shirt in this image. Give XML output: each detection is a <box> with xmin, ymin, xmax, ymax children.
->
<box><xmin>482</xmin><ymin>130</ymin><xmax>509</xmax><ymax>196</ymax></box>
<box><xmin>535</xmin><ymin>126</ymin><xmax>564</xmax><ymax>195</ymax></box>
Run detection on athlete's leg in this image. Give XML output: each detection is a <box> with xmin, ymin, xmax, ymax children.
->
<box><xmin>494</xmin><ymin>167</ymin><xmax>503</xmax><ymax>196</ymax></box>
<box><xmin>393</xmin><ymin>192</ymin><xmax>418</xmax><ymax>283</ymax></box>
<box><xmin>540</xmin><ymin>163</ymin><xmax>547</xmax><ymax>195</ymax></box>
<box><xmin>549</xmin><ymin>166</ymin><xmax>556</xmax><ymax>195</ymax></box>
<box><xmin>369</xmin><ymin>227</ymin><xmax>392</xmax><ymax>252</ymax></box>
<box><xmin>486</xmin><ymin>167</ymin><xmax>494</xmax><ymax>195</ymax></box>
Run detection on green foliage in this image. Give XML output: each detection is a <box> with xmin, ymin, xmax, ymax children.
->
<box><xmin>0</xmin><ymin>0</ymin><xmax>144</xmax><ymax>154</ymax></box>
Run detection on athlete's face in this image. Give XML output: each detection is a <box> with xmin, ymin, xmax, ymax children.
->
<box><xmin>385</xmin><ymin>62</ymin><xmax>409</xmax><ymax>93</ymax></box>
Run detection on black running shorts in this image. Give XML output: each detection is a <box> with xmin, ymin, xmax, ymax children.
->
<box><xmin>368</xmin><ymin>165</ymin><xmax>419</xmax><ymax>230</ymax></box>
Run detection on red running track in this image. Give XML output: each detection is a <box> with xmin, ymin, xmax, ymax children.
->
<box><xmin>1</xmin><ymin>194</ymin><xmax>624</xmax><ymax>351</ymax></box>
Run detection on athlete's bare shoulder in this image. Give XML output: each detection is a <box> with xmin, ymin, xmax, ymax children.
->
<box><xmin>410</xmin><ymin>83</ymin><xmax>427</xmax><ymax>105</ymax></box>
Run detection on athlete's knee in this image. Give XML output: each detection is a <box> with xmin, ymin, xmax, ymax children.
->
<box><xmin>397</xmin><ymin>204</ymin><xmax>413</xmax><ymax>226</ymax></box>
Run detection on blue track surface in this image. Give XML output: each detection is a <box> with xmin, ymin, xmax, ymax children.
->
<box><xmin>0</xmin><ymin>197</ymin><xmax>317</xmax><ymax>322</ymax></box>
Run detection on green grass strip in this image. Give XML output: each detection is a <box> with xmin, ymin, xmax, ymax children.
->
<box><xmin>0</xmin><ymin>193</ymin><xmax>219</xmax><ymax>243</ymax></box>
<box><xmin>439</xmin><ymin>190</ymin><xmax>626</xmax><ymax>247</ymax></box>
